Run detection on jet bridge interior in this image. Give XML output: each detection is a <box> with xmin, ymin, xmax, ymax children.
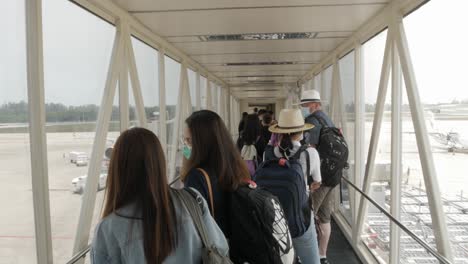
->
<box><xmin>2</xmin><ymin>0</ymin><xmax>468</xmax><ymax>263</ymax></box>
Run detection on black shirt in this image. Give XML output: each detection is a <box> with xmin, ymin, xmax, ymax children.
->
<box><xmin>184</xmin><ymin>167</ymin><xmax>230</xmax><ymax>237</ymax></box>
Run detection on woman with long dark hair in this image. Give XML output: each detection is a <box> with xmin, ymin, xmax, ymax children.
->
<box><xmin>236</xmin><ymin>114</ymin><xmax>266</xmax><ymax>175</ymax></box>
<box><xmin>91</xmin><ymin>127</ymin><xmax>228</xmax><ymax>263</ymax></box>
<box><xmin>181</xmin><ymin>110</ymin><xmax>250</xmax><ymax>234</ymax></box>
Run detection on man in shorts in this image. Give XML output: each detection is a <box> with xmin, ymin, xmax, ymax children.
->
<box><xmin>299</xmin><ymin>89</ymin><xmax>335</xmax><ymax>264</ymax></box>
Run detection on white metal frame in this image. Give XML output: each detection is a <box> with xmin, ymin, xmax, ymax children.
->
<box><xmin>25</xmin><ymin>0</ymin><xmax>54</xmax><ymax>262</ymax></box>
<box><xmin>326</xmin><ymin>7</ymin><xmax>453</xmax><ymax>263</ymax></box>
<box><xmin>389</xmin><ymin>10</ymin><xmax>402</xmax><ymax>263</ymax></box>
<box><xmin>159</xmin><ymin>49</ymin><xmax>167</xmax><ymax>154</ymax></box>
<box><xmin>72</xmin><ymin>19</ymin><xmax>124</xmax><ymax>259</ymax></box>
<box><xmin>196</xmin><ymin>72</ymin><xmax>201</xmax><ymax>111</ymax></box>
<box><xmin>206</xmin><ymin>80</ymin><xmax>213</xmax><ymax>110</ymax></box>
<box><xmin>18</xmin><ymin>0</ymin><xmax>456</xmax><ymax>263</ymax></box>
<box><xmin>394</xmin><ymin>13</ymin><xmax>452</xmax><ymax>260</ymax></box>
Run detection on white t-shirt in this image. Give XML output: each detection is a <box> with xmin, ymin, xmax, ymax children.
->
<box><xmin>273</xmin><ymin>140</ymin><xmax>322</xmax><ymax>186</ymax></box>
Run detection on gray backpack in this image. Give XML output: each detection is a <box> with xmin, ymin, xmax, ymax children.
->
<box><xmin>173</xmin><ymin>188</ymin><xmax>233</xmax><ymax>264</ymax></box>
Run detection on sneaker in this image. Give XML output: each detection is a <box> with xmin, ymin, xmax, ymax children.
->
<box><xmin>320</xmin><ymin>258</ymin><xmax>330</xmax><ymax>264</ymax></box>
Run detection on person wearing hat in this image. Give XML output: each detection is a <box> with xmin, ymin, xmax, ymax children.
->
<box><xmin>299</xmin><ymin>90</ymin><xmax>335</xmax><ymax>264</ymax></box>
<box><xmin>268</xmin><ymin>109</ymin><xmax>322</xmax><ymax>264</ymax></box>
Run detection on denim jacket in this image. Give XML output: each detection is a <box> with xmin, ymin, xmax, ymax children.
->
<box><xmin>91</xmin><ymin>188</ymin><xmax>229</xmax><ymax>264</ymax></box>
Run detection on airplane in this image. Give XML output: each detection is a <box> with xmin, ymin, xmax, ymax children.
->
<box><xmin>425</xmin><ymin>111</ymin><xmax>468</xmax><ymax>153</ymax></box>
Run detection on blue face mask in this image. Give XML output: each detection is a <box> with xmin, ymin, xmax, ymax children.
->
<box><xmin>182</xmin><ymin>145</ymin><xmax>192</xmax><ymax>160</ymax></box>
<box><xmin>301</xmin><ymin>107</ymin><xmax>310</xmax><ymax>118</ymax></box>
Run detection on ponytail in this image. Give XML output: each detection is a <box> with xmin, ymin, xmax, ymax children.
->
<box><xmin>278</xmin><ymin>132</ymin><xmax>302</xmax><ymax>159</ymax></box>
<box><xmin>279</xmin><ymin>134</ymin><xmax>294</xmax><ymax>159</ymax></box>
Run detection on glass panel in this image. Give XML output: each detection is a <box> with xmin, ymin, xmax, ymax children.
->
<box><xmin>164</xmin><ymin>56</ymin><xmax>181</xmax><ymax>176</ymax></box>
<box><xmin>363</xmin><ymin>30</ymin><xmax>388</xmax><ymax>165</ymax></box>
<box><xmin>361</xmin><ymin>29</ymin><xmax>391</xmax><ymax>262</ymax></box>
<box><xmin>188</xmin><ymin>68</ymin><xmax>197</xmax><ymax>111</ymax></box>
<box><xmin>0</xmin><ymin>1</ymin><xmax>37</xmax><ymax>262</ymax></box>
<box><xmin>339</xmin><ymin>51</ymin><xmax>355</xmax><ymax>224</ymax></box>
<box><xmin>200</xmin><ymin>76</ymin><xmax>207</xmax><ymax>109</ymax></box>
<box><xmin>42</xmin><ymin>0</ymin><xmax>115</xmax><ymax>262</ymax></box>
<box><xmin>404</xmin><ymin>1</ymin><xmax>468</xmax><ymax>261</ymax></box>
<box><xmin>321</xmin><ymin>66</ymin><xmax>332</xmax><ymax>114</ymax></box>
<box><xmin>399</xmin><ymin>225</ymin><xmax>439</xmax><ymax>264</ymax></box>
<box><xmin>217</xmin><ymin>86</ymin><xmax>223</xmax><ymax>118</ymax></box>
<box><xmin>129</xmin><ymin>37</ymin><xmax>159</xmax><ymax>134</ymax></box>
<box><xmin>210</xmin><ymin>81</ymin><xmax>217</xmax><ymax>112</ymax></box>
<box><xmin>128</xmin><ymin>72</ymin><xmax>138</xmax><ymax>127</ymax></box>
<box><xmin>314</xmin><ymin>73</ymin><xmax>321</xmax><ymax>96</ymax></box>
<box><xmin>400</xmin><ymin>85</ymin><xmax>438</xmax><ymax>259</ymax></box>
<box><xmin>362</xmin><ymin>214</ymin><xmax>440</xmax><ymax>263</ymax></box>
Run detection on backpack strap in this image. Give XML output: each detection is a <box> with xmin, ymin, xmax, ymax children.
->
<box><xmin>197</xmin><ymin>168</ymin><xmax>215</xmax><ymax>216</ymax></box>
<box><xmin>173</xmin><ymin>189</ymin><xmax>211</xmax><ymax>247</ymax></box>
<box><xmin>291</xmin><ymin>145</ymin><xmax>312</xmax><ymax>184</ymax></box>
<box><xmin>311</xmin><ymin>111</ymin><xmax>329</xmax><ymax>128</ymax></box>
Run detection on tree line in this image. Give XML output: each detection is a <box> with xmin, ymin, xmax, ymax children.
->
<box><xmin>0</xmin><ymin>101</ymin><xmax>176</xmax><ymax>123</ymax></box>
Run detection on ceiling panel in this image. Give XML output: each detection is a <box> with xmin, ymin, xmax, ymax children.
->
<box><xmin>165</xmin><ymin>36</ymin><xmax>201</xmax><ymax>42</ymax></box>
<box><xmin>113</xmin><ymin>0</ymin><xmax>389</xmax><ymax>12</ymax></box>
<box><xmin>206</xmin><ymin>64</ymin><xmax>315</xmax><ymax>73</ymax></box>
<box><xmin>232</xmin><ymin>91</ymin><xmax>288</xmax><ymax>99</ymax></box>
<box><xmin>224</xmin><ymin>76</ymin><xmax>299</xmax><ymax>82</ymax></box>
<box><xmin>173</xmin><ymin>38</ymin><xmax>343</xmax><ymax>55</ymax></box>
<box><xmin>191</xmin><ymin>52</ymin><xmax>326</xmax><ymax>64</ymax></box>
<box><xmin>131</xmin><ymin>5</ymin><xmax>385</xmax><ymax>36</ymax></box>
<box><xmin>214</xmin><ymin>70</ymin><xmax>307</xmax><ymax>78</ymax></box>
<box><xmin>110</xmin><ymin>0</ymin><xmax>391</xmax><ymax>100</ymax></box>
<box><xmin>316</xmin><ymin>31</ymin><xmax>353</xmax><ymax>38</ymax></box>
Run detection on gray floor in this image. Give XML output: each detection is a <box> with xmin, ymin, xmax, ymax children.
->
<box><xmin>327</xmin><ymin>220</ymin><xmax>362</xmax><ymax>264</ymax></box>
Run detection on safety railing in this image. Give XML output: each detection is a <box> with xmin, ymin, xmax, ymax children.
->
<box><xmin>67</xmin><ymin>176</ymin><xmax>182</xmax><ymax>264</ymax></box>
<box><xmin>341</xmin><ymin>177</ymin><xmax>453</xmax><ymax>264</ymax></box>
<box><xmin>67</xmin><ymin>175</ymin><xmax>452</xmax><ymax>264</ymax></box>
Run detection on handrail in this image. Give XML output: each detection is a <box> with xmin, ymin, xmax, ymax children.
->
<box><xmin>66</xmin><ymin>246</ymin><xmax>91</xmax><ymax>264</ymax></box>
<box><xmin>341</xmin><ymin>177</ymin><xmax>452</xmax><ymax>264</ymax></box>
<box><xmin>67</xmin><ymin>176</ymin><xmax>182</xmax><ymax>264</ymax></box>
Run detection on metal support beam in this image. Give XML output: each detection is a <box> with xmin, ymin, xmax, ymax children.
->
<box><xmin>168</xmin><ymin>62</ymin><xmax>187</xmax><ymax>182</ymax></box>
<box><xmin>390</xmin><ymin>23</ymin><xmax>402</xmax><ymax>264</ymax></box>
<box><xmin>213</xmin><ymin>84</ymin><xmax>219</xmax><ymax>114</ymax></box>
<box><xmin>73</xmin><ymin>20</ymin><xmax>123</xmax><ymax>259</ymax></box>
<box><xmin>310</xmin><ymin>75</ymin><xmax>315</xmax><ymax>91</ymax></box>
<box><xmin>206</xmin><ymin>80</ymin><xmax>213</xmax><ymax>110</ymax></box>
<box><xmin>124</xmin><ymin>22</ymin><xmax>147</xmax><ymax>128</ymax></box>
<box><xmin>25</xmin><ymin>0</ymin><xmax>53</xmax><ymax>262</ymax></box>
<box><xmin>394</xmin><ymin>15</ymin><xmax>453</xmax><ymax>261</ymax></box>
<box><xmin>158</xmin><ymin>50</ymin><xmax>167</xmax><ymax>154</ymax></box>
<box><xmin>196</xmin><ymin>71</ymin><xmax>201</xmax><ymax>111</ymax></box>
<box><xmin>226</xmin><ymin>88</ymin><xmax>231</xmax><ymax>128</ymax></box>
<box><xmin>353</xmin><ymin>29</ymin><xmax>392</xmax><ymax>244</ymax></box>
<box><xmin>72</xmin><ymin>0</ymin><xmax>227</xmax><ymax>87</ymax></box>
<box><xmin>353</xmin><ymin>42</ymin><xmax>364</xmax><ymax>229</ymax></box>
<box><xmin>119</xmin><ymin>49</ymin><xmax>129</xmax><ymax>132</ymax></box>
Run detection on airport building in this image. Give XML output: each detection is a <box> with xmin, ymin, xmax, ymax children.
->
<box><xmin>1</xmin><ymin>0</ymin><xmax>467</xmax><ymax>263</ymax></box>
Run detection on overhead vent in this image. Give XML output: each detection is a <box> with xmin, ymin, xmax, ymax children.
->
<box><xmin>236</xmin><ymin>75</ymin><xmax>286</xmax><ymax>78</ymax></box>
<box><xmin>248</xmin><ymin>80</ymin><xmax>276</xmax><ymax>84</ymax></box>
<box><xmin>243</xmin><ymin>89</ymin><xmax>279</xmax><ymax>92</ymax></box>
<box><xmin>225</xmin><ymin>62</ymin><xmax>294</xmax><ymax>66</ymax></box>
<box><xmin>199</xmin><ymin>32</ymin><xmax>317</xmax><ymax>42</ymax></box>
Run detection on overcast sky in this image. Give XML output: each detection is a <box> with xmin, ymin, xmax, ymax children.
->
<box><xmin>1</xmin><ymin>0</ymin><xmax>467</xmax><ymax>107</ymax></box>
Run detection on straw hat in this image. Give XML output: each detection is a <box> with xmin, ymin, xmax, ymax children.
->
<box><xmin>298</xmin><ymin>89</ymin><xmax>322</xmax><ymax>105</ymax></box>
<box><xmin>269</xmin><ymin>109</ymin><xmax>314</xmax><ymax>134</ymax></box>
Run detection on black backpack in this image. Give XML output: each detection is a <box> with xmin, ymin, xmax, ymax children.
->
<box><xmin>228</xmin><ymin>182</ymin><xmax>296</xmax><ymax>264</ymax></box>
<box><xmin>308</xmin><ymin>113</ymin><xmax>349</xmax><ymax>187</ymax></box>
<box><xmin>253</xmin><ymin>148</ymin><xmax>311</xmax><ymax>238</ymax></box>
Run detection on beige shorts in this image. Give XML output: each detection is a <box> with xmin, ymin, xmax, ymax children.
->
<box><xmin>311</xmin><ymin>185</ymin><xmax>336</xmax><ymax>223</ymax></box>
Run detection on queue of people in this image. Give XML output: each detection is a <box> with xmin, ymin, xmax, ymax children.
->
<box><xmin>91</xmin><ymin>90</ymin><xmax>347</xmax><ymax>264</ymax></box>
